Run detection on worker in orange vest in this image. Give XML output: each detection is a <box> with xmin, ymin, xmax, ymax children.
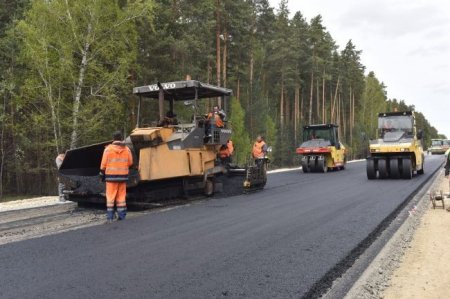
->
<box><xmin>100</xmin><ymin>131</ymin><xmax>133</xmax><ymax>223</ymax></box>
<box><xmin>218</xmin><ymin>140</ymin><xmax>234</xmax><ymax>163</ymax></box>
<box><xmin>207</xmin><ymin>106</ymin><xmax>225</xmax><ymax>128</ymax></box>
<box><xmin>252</xmin><ymin>135</ymin><xmax>268</xmax><ymax>160</ymax></box>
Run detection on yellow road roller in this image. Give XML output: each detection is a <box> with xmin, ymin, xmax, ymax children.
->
<box><xmin>366</xmin><ymin>111</ymin><xmax>424</xmax><ymax>179</ymax></box>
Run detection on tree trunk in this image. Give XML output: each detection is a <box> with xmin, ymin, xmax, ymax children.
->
<box><xmin>349</xmin><ymin>86</ymin><xmax>353</xmax><ymax>153</ymax></box>
<box><xmin>237</xmin><ymin>78</ymin><xmax>240</xmax><ymax>102</ymax></box>
<box><xmin>309</xmin><ymin>71</ymin><xmax>314</xmax><ymax>124</ymax></box>
<box><xmin>280</xmin><ymin>73</ymin><xmax>284</xmax><ymax>127</ymax></box>
<box><xmin>316</xmin><ymin>77</ymin><xmax>320</xmax><ymax>122</ymax></box>
<box><xmin>0</xmin><ymin>91</ymin><xmax>6</xmax><ymax>198</ymax></box>
<box><xmin>294</xmin><ymin>85</ymin><xmax>300</xmax><ymax>145</ymax></box>
<box><xmin>322</xmin><ymin>72</ymin><xmax>326</xmax><ymax>123</ymax></box>
<box><xmin>70</xmin><ymin>23</ymin><xmax>92</xmax><ymax>149</ymax></box>
<box><xmin>10</xmin><ymin>100</ymin><xmax>21</xmax><ymax>193</ymax></box>
<box><xmin>37</xmin><ymin>68</ymin><xmax>59</xmax><ymax>154</ymax></box>
<box><xmin>285</xmin><ymin>86</ymin><xmax>290</xmax><ymax>124</ymax></box>
<box><xmin>249</xmin><ymin>51</ymin><xmax>254</xmax><ymax>136</ymax></box>
<box><xmin>207</xmin><ymin>59</ymin><xmax>212</xmax><ymax>109</ymax></box>
<box><xmin>215</xmin><ymin>0</ymin><xmax>221</xmax><ymax>107</ymax></box>
<box><xmin>337</xmin><ymin>93</ymin><xmax>342</xmax><ymax>138</ymax></box>
<box><xmin>331</xmin><ymin>76</ymin><xmax>340</xmax><ymax>123</ymax></box>
<box><xmin>222</xmin><ymin>28</ymin><xmax>227</xmax><ymax>88</ymax></box>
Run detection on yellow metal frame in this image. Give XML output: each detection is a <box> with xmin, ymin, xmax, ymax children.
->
<box><xmin>131</xmin><ymin>127</ymin><xmax>218</xmax><ymax>182</ymax></box>
<box><xmin>325</xmin><ymin>143</ymin><xmax>346</xmax><ymax>168</ymax></box>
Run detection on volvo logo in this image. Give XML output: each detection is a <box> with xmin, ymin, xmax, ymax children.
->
<box><xmin>147</xmin><ymin>83</ymin><xmax>177</xmax><ymax>91</ymax></box>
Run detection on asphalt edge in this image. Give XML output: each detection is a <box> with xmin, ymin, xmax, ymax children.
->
<box><xmin>341</xmin><ymin>166</ymin><xmax>444</xmax><ymax>298</ymax></box>
<box><xmin>300</xmin><ymin>161</ymin><xmax>443</xmax><ymax>299</ymax></box>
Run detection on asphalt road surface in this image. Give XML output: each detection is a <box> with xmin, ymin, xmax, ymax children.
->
<box><xmin>0</xmin><ymin>156</ymin><xmax>443</xmax><ymax>299</ymax></box>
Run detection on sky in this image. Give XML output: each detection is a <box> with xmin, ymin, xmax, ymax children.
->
<box><xmin>268</xmin><ymin>0</ymin><xmax>450</xmax><ymax>138</ymax></box>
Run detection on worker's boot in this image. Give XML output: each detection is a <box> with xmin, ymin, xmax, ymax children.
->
<box><xmin>117</xmin><ymin>207</ymin><xmax>127</xmax><ymax>221</ymax></box>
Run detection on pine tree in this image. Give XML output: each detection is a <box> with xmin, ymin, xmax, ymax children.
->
<box><xmin>229</xmin><ymin>97</ymin><xmax>250</xmax><ymax>165</ymax></box>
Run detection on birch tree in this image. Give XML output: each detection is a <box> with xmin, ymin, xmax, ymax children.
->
<box><xmin>17</xmin><ymin>0</ymin><xmax>153</xmax><ymax>149</ymax></box>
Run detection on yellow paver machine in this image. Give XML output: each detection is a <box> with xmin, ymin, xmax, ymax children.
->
<box><xmin>59</xmin><ymin>80</ymin><xmax>269</xmax><ymax>207</ymax></box>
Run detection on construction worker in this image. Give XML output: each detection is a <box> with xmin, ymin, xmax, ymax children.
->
<box><xmin>207</xmin><ymin>106</ymin><xmax>226</xmax><ymax>128</ymax></box>
<box><xmin>100</xmin><ymin>131</ymin><xmax>133</xmax><ymax>223</ymax></box>
<box><xmin>205</xmin><ymin>106</ymin><xmax>226</xmax><ymax>137</ymax></box>
<box><xmin>252</xmin><ymin>135</ymin><xmax>268</xmax><ymax>161</ymax></box>
<box><xmin>55</xmin><ymin>149</ymin><xmax>66</xmax><ymax>202</ymax></box>
<box><xmin>218</xmin><ymin>139</ymin><xmax>234</xmax><ymax>163</ymax></box>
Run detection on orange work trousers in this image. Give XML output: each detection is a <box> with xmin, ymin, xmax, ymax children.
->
<box><xmin>105</xmin><ymin>181</ymin><xmax>127</xmax><ymax>220</ymax></box>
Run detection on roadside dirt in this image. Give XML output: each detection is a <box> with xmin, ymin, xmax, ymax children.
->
<box><xmin>382</xmin><ymin>173</ymin><xmax>450</xmax><ymax>299</ymax></box>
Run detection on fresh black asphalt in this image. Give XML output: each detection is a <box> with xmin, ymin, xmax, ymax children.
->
<box><xmin>0</xmin><ymin>156</ymin><xmax>443</xmax><ymax>298</ymax></box>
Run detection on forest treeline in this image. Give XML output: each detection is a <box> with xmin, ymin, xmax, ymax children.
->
<box><xmin>0</xmin><ymin>0</ymin><xmax>441</xmax><ymax>197</ymax></box>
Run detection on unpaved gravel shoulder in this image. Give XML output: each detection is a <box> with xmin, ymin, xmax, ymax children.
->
<box><xmin>0</xmin><ymin>196</ymin><xmax>187</xmax><ymax>246</ymax></box>
<box><xmin>0</xmin><ymin>196</ymin><xmax>72</xmax><ymax>212</ymax></box>
<box><xmin>344</xmin><ymin>171</ymin><xmax>450</xmax><ymax>299</ymax></box>
<box><xmin>0</xmin><ymin>196</ymin><xmax>105</xmax><ymax>245</ymax></box>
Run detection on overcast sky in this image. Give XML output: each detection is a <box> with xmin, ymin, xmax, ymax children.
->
<box><xmin>268</xmin><ymin>0</ymin><xmax>450</xmax><ymax>138</ymax></box>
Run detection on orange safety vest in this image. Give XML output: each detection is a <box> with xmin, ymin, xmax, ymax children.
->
<box><xmin>227</xmin><ymin>140</ymin><xmax>234</xmax><ymax>155</ymax></box>
<box><xmin>100</xmin><ymin>141</ymin><xmax>133</xmax><ymax>182</ymax></box>
<box><xmin>252</xmin><ymin>140</ymin><xmax>266</xmax><ymax>159</ymax></box>
<box><xmin>207</xmin><ymin>112</ymin><xmax>224</xmax><ymax>128</ymax></box>
<box><xmin>219</xmin><ymin>140</ymin><xmax>234</xmax><ymax>159</ymax></box>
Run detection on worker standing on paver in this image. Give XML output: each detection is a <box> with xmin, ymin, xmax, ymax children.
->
<box><xmin>100</xmin><ymin>131</ymin><xmax>133</xmax><ymax>223</ymax></box>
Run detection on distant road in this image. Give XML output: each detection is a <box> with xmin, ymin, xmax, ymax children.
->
<box><xmin>0</xmin><ymin>156</ymin><xmax>443</xmax><ymax>299</ymax></box>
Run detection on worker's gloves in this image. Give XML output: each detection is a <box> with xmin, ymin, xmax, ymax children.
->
<box><xmin>99</xmin><ymin>171</ymin><xmax>105</xmax><ymax>182</ymax></box>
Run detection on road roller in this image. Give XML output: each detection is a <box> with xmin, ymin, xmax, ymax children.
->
<box><xmin>366</xmin><ymin>111</ymin><xmax>424</xmax><ymax>179</ymax></box>
<box><xmin>296</xmin><ymin>124</ymin><xmax>346</xmax><ymax>173</ymax></box>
